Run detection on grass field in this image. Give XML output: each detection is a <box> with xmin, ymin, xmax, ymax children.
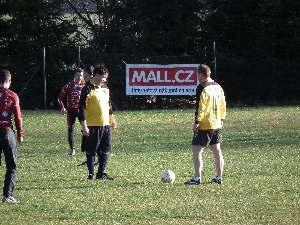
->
<box><xmin>0</xmin><ymin>106</ymin><xmax>299</xmax><ymax>224</ymax></box>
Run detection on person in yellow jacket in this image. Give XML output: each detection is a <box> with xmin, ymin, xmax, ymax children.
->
<box><xmin>185</xmin><ymin>64</ymin><xmax>226</xmax><ymax>185</ymax></box>
<box><xmin>79</xmin><ymin>66</ymin><xmax>116</xmax><ymax>180</ymax></box>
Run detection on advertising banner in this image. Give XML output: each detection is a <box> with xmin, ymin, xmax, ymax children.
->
<box><xmin>126</xmin><ymin>64</ymin><xmax>200</xmax><ymax>95</ymax></box>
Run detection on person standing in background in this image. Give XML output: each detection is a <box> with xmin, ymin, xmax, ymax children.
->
<box><xmin>0</xmin><ymin>69</ymin><xmax>23</xmax><ymax>203</ymax></box>
<box><xmin>58</xmin><ymin>68</ymin><xmax>84</xmax><ymax>156</ymax></box>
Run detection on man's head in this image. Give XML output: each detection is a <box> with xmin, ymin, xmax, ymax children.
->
<box><xmin>93</xmin><ymin>66</ymin><xmax>108</xmax><ymax>84</ymax></box>
<box><xmin>83</xmin><ymin>65</ymin><xmax>94</xmax><ymax>82</ymax></box>
<box><xmin>74</xmin><ymin>68</ymin><xmax>83</xmax><ymax>83</ymax></box>
<box><xmin>197</xmin><ymin>64</ymin><xmax>211</xmax><ymax>82</ymax></box>
<box><xmin>0</xmin><ymin>69</ymin><xmax>12</xmax><ymax>87</ymax></box>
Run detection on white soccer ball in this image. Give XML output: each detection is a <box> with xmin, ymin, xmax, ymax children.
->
<box><xmin>160</xmin><ymin>170</ymin><xmax>175</xmax><ymax>183</ymax></box>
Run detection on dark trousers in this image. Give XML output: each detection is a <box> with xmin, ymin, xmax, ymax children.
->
<box><xmin>67</xmin><ymin>109</ymin><xmax>80</xmax><ymax>150</ymax></box>
<box><xmin>0</xmin><ymin>128</ymin><xmax>17</xmax><ymax>197</ymax></box>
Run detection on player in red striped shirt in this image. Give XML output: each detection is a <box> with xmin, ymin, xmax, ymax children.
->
<box><xmin>58</xmin><ymin>68</ymin><xmax>84</xmax><ymax>156</ymax></box>
<box><xmin>0</xmin><ymin>69</ymin><xmax>23</xmax><ymax>203</ymax></box>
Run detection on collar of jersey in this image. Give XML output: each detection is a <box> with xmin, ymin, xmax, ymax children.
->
<box><xmin>201</xmin><ymin>77</ymin><xmax>214</xmax><ymax>84</ymax></box>
<box><xmin>90</xmin><ymin>80</ymin><xmax>100</xmax><ymax>87</ymax></box>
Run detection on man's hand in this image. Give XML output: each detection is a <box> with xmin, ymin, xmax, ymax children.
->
<box><xmin>110</xmin><ymin>114</ymin><xmax>117</xmax><ymax>130</ymax></box>
<box><xmin>193</xmin><ymin>124</ymin><xmax>199</xmax><ymax>132</ymax></box>
<box><xmin>82</xmin><ymin>127</ymin><xmax>90</xmax><ymax>136</ymax></box>
<box><xmin>111</xmin><ymin>120</ymin><xmax>117</xmax><ymax>130</ymax></box>
<box><xmin>17</xmin><ymin>137</ymin><xmax>23</xmax><ymax>143</ymax></box>
<box><xmin>61</xmin><ymin>108</ymin><xmax>67</xmax><ymax>116</ymax></box>
<box><xmin>81</xmin><ymin>120</ymin><xmax>89</xmax><ymax>136</ymax></box>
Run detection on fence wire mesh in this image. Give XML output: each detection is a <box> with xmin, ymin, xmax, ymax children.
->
<box><xmin>1</xmin><ymin>47</ymin><xmax>299</xmax><ymax>110</ymax></box>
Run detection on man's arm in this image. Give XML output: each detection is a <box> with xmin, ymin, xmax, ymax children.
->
<box><xmin>78</xmin><ymin>85</ymin><xmax>87</xmax><ymax>121</ymax></box>
<box><xmin>193</xmin><ymin>85</ymin><xmax>204</xmax><ymax>131</ymax></box>
<box><xmin>12</xmin><ymin>98</ymin><xmax>23</xmax><ymax>143</ymax></box>
<box><xmin>109</xmin><ymin>114</ymin><xmax>116</xmax><ymax>129</ymax></box>
<box><xmin>81</xmin><ymin>120</ymin><xmax>89</xmax><ymax>136</ymax></box>
<box><xmin>57</xmin><ymin>85</ymin><xmax>67</xmax><ymax>115</ymax></box>
<box><xmin>108</xmin><ymin>95</ymin><xmax>116</xmax><ymax>129</ymax></box>
<box><xmin>220</xmin><ymin>87</ymin><xmax>226</xmax><ymax>121</ymax></box>
<box><xmin>79</xmin><ymin>86</ymin><xmax>88</xmax><ymax>135</ymax></box>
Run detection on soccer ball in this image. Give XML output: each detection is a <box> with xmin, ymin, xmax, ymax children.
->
<box><xmin>160</xmin><ymin>170</ymin><xmax>175</xmax><ymax>183</ymax></box>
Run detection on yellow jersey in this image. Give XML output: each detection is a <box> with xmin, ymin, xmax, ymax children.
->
<box><xmin>195</xmin><ymin>78</ymin><xmax>226</xmax><ymax>130</ymax></box>
<box><xmin>79</xmin><ymin>80</ymin><xmax>112</xmax><ymax>126</ymax></box>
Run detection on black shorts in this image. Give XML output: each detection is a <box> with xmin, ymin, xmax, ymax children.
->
<box><xmin>192</xmin><ymin>128</ymin><xmax>222</xmax><ymax>147</ymax></box>
<box><xmin>85</xmin><ymin>126</ymin><xmax>112</xmax><ymax>156</ymax></box>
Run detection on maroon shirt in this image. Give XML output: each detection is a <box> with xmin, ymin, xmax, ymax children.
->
<box><xmin>57</xmin><ymin>81</ymin><xmax>85</xmax><ymax>110</ymax></box>
<box><xmin>0</xmin><ymin>87</ymin><xmax>22</xmax><ymax>137</ymax></box>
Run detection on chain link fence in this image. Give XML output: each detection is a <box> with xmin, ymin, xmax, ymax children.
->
<box><xmin>0</xmin><ymin>51</ymin><xmax>44</xmax><ymax>110</ymax></box>
<box><xmin>1</xmin><ymin>47</ymin><xmax>299</xmax><ymax>110</ymax></box>
<box><xmin>215</xmin><ymin>53</ymin><xmax>300</xmax><ymax>106</ymax></box>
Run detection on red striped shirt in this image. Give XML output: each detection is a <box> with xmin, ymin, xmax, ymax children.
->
<box><xmin>57</xmin><ymin>81</ymin><xmax>85</xmax><ymax>110</ymax></box>
<box><xmin>0</xmin><ymin>87</ymin><xmax>22</xmax><ymax>137</ymax></box>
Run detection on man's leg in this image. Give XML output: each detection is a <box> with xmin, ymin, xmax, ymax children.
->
<box><xmin>81</xmin><ymin>135</ymin><xmax>87</xmax><ymax>152</ymax></box>
<box><xmin>85</xmin><ymin>127</ymin><xmax>98</xmax><ymax>179</ymax></box>
<box><xmin>210</xmin><ymin>143</ymin><xmax>224</xmax><ymax>179</ymax></box>
<box><xmin>185</xmin><ymin>129</ymin><xmax>209</xmax><ymax>185</ymax></box>
<box><xmin>68</xmin><ymin>124</ymin><xmax>75</xmax><ymax>150</ymax></box>
<box><xmin>3</xmin><ymin>129</ymin><xmax>17</xmax><ymax>198</ymax></box>
<box><xmin>96</xmin><ymin>151</ymin><xmax>109</xmax><ymax>177</ymax></box>
<box><xmin>86</xmin><ymin>153</ymin><xmax>95</xmax><ymax>179</ymax></box>
<box><xmin>96</xmin><ymin>126</ymin><xmax>113</xmax><ymax>180</ymax></box>
<box><xmin>67</xmin><ymin>110</ymin><xmax>76</xmax><ymax>155</ymax></box>
<box><xmin>192</xmin><ymin>145</ymin><xmax>205</xmax><ymax>180</ymax></box>
<box><xmin>76</xmin><ymin>134</ymin><xmax>87</xmax><ymax>166</ymax></box>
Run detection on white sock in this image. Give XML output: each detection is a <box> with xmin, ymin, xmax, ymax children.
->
<box><xmin>216</xmin><ymin>176</ymin><xmax>222</xmax><ymax>180</ymax></box>
<box><xmin>194</xmin><ymin>176</ymin><xmax>200</xmax><ymax>181</ymax></box>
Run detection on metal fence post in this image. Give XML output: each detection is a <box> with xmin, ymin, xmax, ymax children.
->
<box><xmin>213</xmin><ymin>42</ymin><xmax>217</xmax><ymax>82</ymax></box>
<box><xmin>43</xmin><ymin>47</ymin><xmax>46</xmax><ymax>110</ymax></box>
<box><xmin>78</xmin><ymin>46</ymin><xmax>80</xmax><ymax>68</ymax></box>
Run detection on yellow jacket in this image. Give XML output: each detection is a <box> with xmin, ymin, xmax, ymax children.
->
<box><xmin>79</xmin><ymin>80</ymin><xmax>112</xmax><ymax>126</ymax></box>
<box><xmin>195</xmin><ymin>78</ymin><xmax>226</xmax><ymax>130</ymax></box>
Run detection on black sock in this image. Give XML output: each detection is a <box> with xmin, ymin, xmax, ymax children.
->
<box><xmin>86</xmin><ymin>154</ymin><xmax>94</xmax><ymax>176</ymax></box>
<box><xmin>97</xmin><ymin>153</ymin><xmax>108</xmax><ymax>176</ymax></box>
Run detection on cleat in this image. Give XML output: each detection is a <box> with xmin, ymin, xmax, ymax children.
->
<box><xmin>210</xmin><ymin>177</ymin><xmax>222</xmax><ymax>184</ymax></box>
<box><xmin>77</xmin><ymin>161</ymin><xmax>87</xmax><ymax>166</ymax></box>
<box><xmin>87</xmin><ymin>174</ymin><xmax>94</xmax><ymax>180</ymax></box>
<box><xmin>77</xmin><ymin>161</ymin><xmax>98</xmax><ymax>166</ymax></box>
<box><xmin>2</xmin><ymin>196</ymin><xmax>17</xmax><ymax>203</ymax></box>
<box><xmin>68</xmin><ymin>149</ymin><xmax>75</xmax><ymax>156</ymax></box>
<box><xmin>184</xmin><ymin>177</ymin><xmax>201</xmax><ymax>185</ymax></box>
<box><xmin>96</xmin><ymin>173</ymin><xmax>114</xmax><ymax>180</ymax></box>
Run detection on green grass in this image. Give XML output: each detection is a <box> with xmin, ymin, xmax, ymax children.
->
<box><xmin>0</xmin><ymin>106</ymin><xmax>299</xmax><ymax>224</ymax></box>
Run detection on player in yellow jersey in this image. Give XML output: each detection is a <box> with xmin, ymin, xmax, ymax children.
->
<box><xmin>185</xmin><ymin>64</ymin><xmax>226</xmax><ymax>185</ymax></box>
<box><xmin>79</xmin><ymin>66</ymin><xmax>116</xmax><ymax>180</ymax></box>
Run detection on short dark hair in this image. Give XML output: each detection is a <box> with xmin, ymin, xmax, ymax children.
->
<box><xmin>197</xmin><ymin>64</ymin><xmax>211</xmax><ymax>78</ymax></box>
<box><xmin>84</xmin><ymin>65</ymin><xmax>94</xmax><ymax>76</ymax></box>
<box><xmin>0</xmin><ymin>69</ymin><xmax>11</xmax><ymax>84</ymax></box>
<box><xmin>93</xmin><ymin>66</ymin><xmax>108</xmax><ymax>76</ymax></box>
<box><xmin>75</xmin><ymin>68</ymin><xmax>83</xmax><ymax>74</ymax></box>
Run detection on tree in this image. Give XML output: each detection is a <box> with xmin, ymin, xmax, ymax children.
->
<box><xmin>64</xmin><ymin>0</ymin><xmax>119</xmax><ymax>49</ymax></box>
<box><xmin>66</xmin><ymin>0</ymin><xmax>208</xmax><ymax>55</ymax></box>
<box><xmin>205</xmin><ymin>0</ymin><xmax>300</xmax><ymax>60</ymax></box>
<box><xmin>118</xmin><ymin>0</ymin><xmax>208</xmax><ymax>55</ymax></box>
<box><xmin>0</xmin><ymin>0</ymin><xmax>80</xmax><ymax>109</ymax></box>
